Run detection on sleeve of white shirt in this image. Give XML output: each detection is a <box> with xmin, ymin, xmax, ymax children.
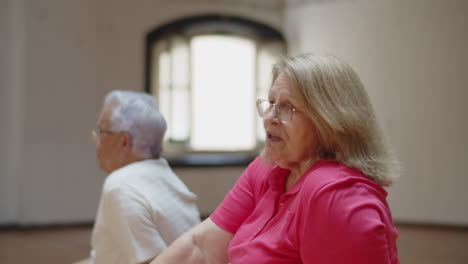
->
<box><xmin>102</xmin><ymin>186</ymin><xmax>167</xmax><ymax>264</ymax></box>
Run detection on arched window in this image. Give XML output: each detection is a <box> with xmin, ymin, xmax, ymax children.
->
<box><xmin>145</xmin><ymin>15</ymin><xmax>286</xmax><ymax>165</ymax></box>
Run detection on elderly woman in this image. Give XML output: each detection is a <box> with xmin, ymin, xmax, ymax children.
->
<box><xmin>150</xmin><ymin>53</ymin><xmax>400</xmax><ymax>264</ymax></box>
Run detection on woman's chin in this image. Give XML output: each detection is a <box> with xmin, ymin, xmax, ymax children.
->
<box><xmin>261</xmin><ymin>147</ymin><xmax>280</xmax><ymax>165</ymax></box>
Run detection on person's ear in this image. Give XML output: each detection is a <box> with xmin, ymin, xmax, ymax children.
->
<box><xmin>121</xmin><ymin>133</ymin><xmax>132</xmax><ymax>151</ymax></box>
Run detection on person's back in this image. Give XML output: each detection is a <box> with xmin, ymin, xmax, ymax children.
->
<box><xmin>92</xmin><ymin>158</ymin><xmax>200</xmax><ymax>264</ymax></box>
<box><xmin>75</xmin><ymin>90</ymin><xmax>200</xmax><ymax>264</ymax></box>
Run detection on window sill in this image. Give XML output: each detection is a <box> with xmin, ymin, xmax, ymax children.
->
<box><xmin>166</xmin><ymin>153</ymin><xmax>257</xmax><ymax>168</ymax></box>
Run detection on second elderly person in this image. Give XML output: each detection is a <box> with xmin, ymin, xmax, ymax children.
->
<box><xmin>86</xmin><ymin>90</ymin><xmax>200</xmax><ymax>264</ymax></box>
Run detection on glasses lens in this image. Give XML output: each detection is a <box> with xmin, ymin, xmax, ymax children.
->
<box><xmin>91</xmin><ymin>128</ymin><xmax>98</xmax><ymax>140</ymax></box>
<box><xmin>277</xmin><ymin>103</ymin><xmax>292</xmax><ymax>123</ymax></box>
<box><xmin>256</xmin><ymin>100</ymin><xmax>271</xmax><ymax>117</ymax></box>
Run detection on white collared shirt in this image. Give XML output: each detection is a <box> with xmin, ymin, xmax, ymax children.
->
<box><xmin>91</xmin><ymin>159</ymin><xmax>200</xmax><ymax>264</ymax></box>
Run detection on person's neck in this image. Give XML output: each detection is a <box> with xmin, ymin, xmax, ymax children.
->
<box><xmin>125</xmin><ymin>152</ymin><xmax>148</xmax><ymax>165</ymax></box>
<box><xmin>111</xmin><ymin>153</ymin><xmax>147</xmax><ymax>173</ymax></box>
<box><xmin>285</xmin><ymin>156</ymin><xmax>319</xmax><ymax>191</ymax></box>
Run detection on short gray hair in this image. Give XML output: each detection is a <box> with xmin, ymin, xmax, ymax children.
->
<box><xmin>273</xmin><ymin>53</ymin><xmax>399</xmax><ymax>186</ymax></box>
<box><xmin>103</xmin><ymin>90</ymin><xmax>167</xmax><ymax>159</ymax></box>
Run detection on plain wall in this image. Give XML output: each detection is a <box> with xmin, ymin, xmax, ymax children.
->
<box><xmin>0</xmin><ymin>0</ymin><xmax>24</xmax><ymax>224</ymax></box>
<box><xmin>285</xmin><ymin>0</ymin><xmax>468</xmax><ymax>225</ymax></box>
<box><xmin>0</xmin><ymin>0</ymin><xmax>13</xmax><ymax>223</ymax></box>
<box><xmin>18</xmin><ymin>0</ymin><xmax>102</xmax><ymax>224</ymax></box>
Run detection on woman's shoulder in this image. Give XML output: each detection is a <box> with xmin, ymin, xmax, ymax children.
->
<box><xmin>244</xmin><ymin>156</ymin><xmax>282</xmax><ymax>180</ymax></box>
<box><xmin>242</xmin><ymin>156</ymin><xmax>289</xmax><ymax>194</ymax></box>
<box><xmin>301</xmin><ymin>160</ymin><xmax>387</xmax><ymax>200</ymax></box>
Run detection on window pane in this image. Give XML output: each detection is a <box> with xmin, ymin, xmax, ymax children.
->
<box><xmin>256</xmin><ymin>42</ymin><xmax>285</xmax><ymax>141</ymax></box>
<box><xmin>191</xmin><ymin>35</ymin><xmax>256</xmax><ymax>151</ymax></box>
<box><xmin>157</xmin><ymin>51</ymin><xmax>172</xmax><ymax>139</ymax></box>
<box><xmin>157</xmin><ymin>38</ymin><xmax>191</xmax><ymax>142</ymax></box>
<box><xmin>170</xmin><ymin>37</ymin><xmax>190</xmax><ymax>141</ymax></box>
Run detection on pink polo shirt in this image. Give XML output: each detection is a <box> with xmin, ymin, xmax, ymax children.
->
<box><xmin>211</xmin><ymin>157</ymin><xmax>399</xmax><ymax>264</ymax></box>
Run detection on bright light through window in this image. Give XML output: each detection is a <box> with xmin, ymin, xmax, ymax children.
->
<box><xmin>257</xmin><ymin>48</ymin><xmax>278</xmax><ymax>141</ymax></box>
<box><xmin>191</xmin><ymin>35</ymin><xmax>256</xmax><ymax>151</ymax></box>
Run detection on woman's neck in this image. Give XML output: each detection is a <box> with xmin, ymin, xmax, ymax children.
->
<box><xmin>285</xmin><ymin>156</ymin><xmax>319</xmax><ymax>191</ymax></box>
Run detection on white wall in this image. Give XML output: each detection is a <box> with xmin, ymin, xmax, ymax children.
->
<box><xmin>285</xmin><ymin>0</ymin><xmax>468</xmax><ymax>225</ymax></box>
<box><xmin>0</xmin><ymin>0</ymin><xmax>283</xmax><ymax>225</ymax></box>
<box><xmin>0</xmin><ymin>0</ymin><xmax>25</xmax><ymax>224</ymax></box>
<box><xmin>0</xmin><ymin>0</ymin><xmax>15</xmax><ymax>224</ymax></box>
<box><xmin>18</xmin><ymin>0</ymin><xmax>103</xmax><ymax>224</ymax></box>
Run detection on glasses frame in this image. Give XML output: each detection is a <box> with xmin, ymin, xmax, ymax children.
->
<box><xmin>91</xmin><ymin>125</ymin><xmax>123</xmax><ymax>138</ymax></box>
<box><xmin>256</xmin><ymin>99</ymin><xmax>301</xmax><ymax>124</ymax></box>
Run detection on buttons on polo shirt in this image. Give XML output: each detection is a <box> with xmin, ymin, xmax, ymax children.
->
<box><xmin>279</xmin><ymin>195</ymin><xmax>287</xmax><ymax>205</ymax></box>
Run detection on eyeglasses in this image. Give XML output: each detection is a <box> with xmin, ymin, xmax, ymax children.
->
<box><xmin>91</xmin><ymin>125</ymin><xmax>121</xmax><ymax>138</ymax></box>
<box><xmin>256</xmin><ymin>99</ymin><xmax>301</xmax><ymax>124</ymax></box>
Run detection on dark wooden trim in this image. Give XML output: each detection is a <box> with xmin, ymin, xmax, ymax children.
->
<box><xmin>166</xmin><ymin>153</ymin><xmax>256</xmax><ymax>168</ymax></box>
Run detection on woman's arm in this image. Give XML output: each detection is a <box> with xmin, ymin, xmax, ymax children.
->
<box><xmin>150</xmin><ymin>217</ymin><xmax>233</xmax><ymax>264</ymax></box>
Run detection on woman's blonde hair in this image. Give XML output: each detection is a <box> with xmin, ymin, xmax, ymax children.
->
<box><xmin>272</xmin><ymin>53</ymin><xmax>399</xmax><ymax>186</ymax></box>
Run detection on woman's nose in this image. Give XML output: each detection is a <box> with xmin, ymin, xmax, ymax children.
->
<box><xmin>263</xmin><ymin>107</ymin><xmax>280</xmax><ymax>124</ymax></box>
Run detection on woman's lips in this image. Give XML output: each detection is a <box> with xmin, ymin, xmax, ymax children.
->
<box><xmin>267</xmin><ymin>132</ymin><xmax>282</xmax><ymax>142</ymax></box>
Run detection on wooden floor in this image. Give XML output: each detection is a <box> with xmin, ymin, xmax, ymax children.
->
<box><xmin>0</xmin><ymin>223</ymin><xmax>467</xmax><ymax>264</ymax></box>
